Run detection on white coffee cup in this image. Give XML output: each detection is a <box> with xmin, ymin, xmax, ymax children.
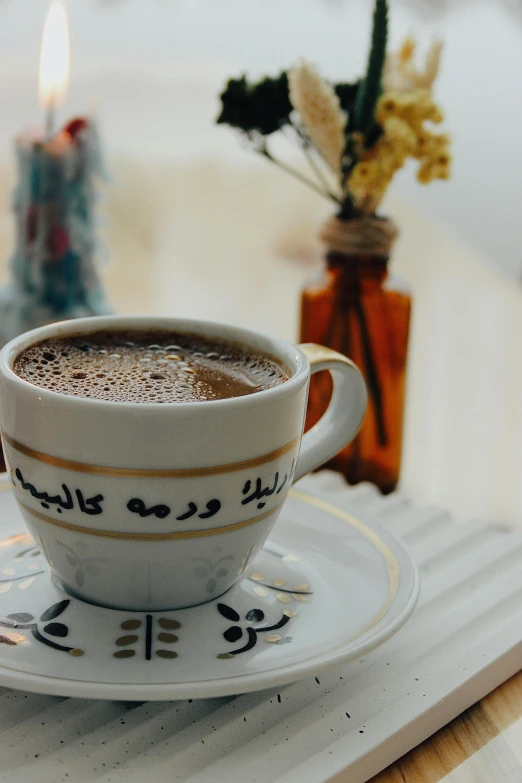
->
<box><xmin>0</xmin><ymin>316</ymin><xmax>367</xmax><ymax>610</ymax></box>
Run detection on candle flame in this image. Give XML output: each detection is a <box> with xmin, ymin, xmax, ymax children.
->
<box><xmin>39</xmin><ymin>0</ymin><xmax>70</xmax><ymax>110</ymax></box>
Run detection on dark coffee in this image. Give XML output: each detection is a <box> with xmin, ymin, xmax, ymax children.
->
<box><xmin>14</xmin><ymin>330</ymin><xmax>289</xmax><ymax>403</ymax></box>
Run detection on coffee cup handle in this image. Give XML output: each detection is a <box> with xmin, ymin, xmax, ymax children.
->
<box><xmin>292</xmin><ymin>344</ymin><xmax>368</xmax><ymax>483</ymax></box>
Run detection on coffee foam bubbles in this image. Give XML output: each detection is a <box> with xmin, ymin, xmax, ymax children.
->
<box><xmin>14</xmin><ymin>332</ymin><xmax>288</xmax><ymax>403</ymax></box>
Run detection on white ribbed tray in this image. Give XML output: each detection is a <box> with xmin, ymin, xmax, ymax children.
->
<box><xmin>1</xmin><ymin>471</ymin><xmax>521</xmax><ymax>783</ymax></box>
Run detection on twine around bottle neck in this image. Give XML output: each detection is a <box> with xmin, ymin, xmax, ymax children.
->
<box><xmin>320</xmin><ymin>215</ymin><xmax>398</xmax><ymax>261</ymax></box>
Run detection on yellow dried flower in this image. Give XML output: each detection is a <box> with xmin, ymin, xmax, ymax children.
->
<box><xmin>407</xmin><ymin>91</ymin><xmax>444</xmax><ymax>125</ymax></box>
<box><xmin>417</xmin><ymin>159</ymin><xmax>450</xmax><ymax>184</ymax></box>
<box><xmin>417</xmin><ymin>161</ymin><xmax>434</xmax><ymax>184</ymax></box>
<box><xmin>377</xmin><ymin>93</ymin><xmax>400</xmax><ymax>119</ymax></box>
<box><xmin>382</xmin><ymin>117</ymin><xmax>416</xmax><ymax>154</ymax></box>
<box><xmin>348</xmin><ymin>135</ymin><xmax>408</xmax><ymax>211</ymax></box>
<box><xmin>376</xmin><ymin>91</ymin><xmax>419</xmax><ymax>122</ymax></box>
<box><xmin>345</xmin><ymin>35</ymin><xmax>449</xmax><ymax>211</ymax></box>
<box><xmin>436</xmin><ymin>152</ymin><xmax>451</xmax><ymax>166</ymax></box>
<box><xmin>348</xmin><ymin>81</ymin><xmax>451</xmax><ymax>210</ymax></box>
<box><xmin>349</xmin><ymin>160</ymin><xmax>380</xmax><ymax>191</ymax></box>
<box><xmin>377</xmin><ymin>90</ymin><xmax>445</xmax><ymax>139</ymax></box>
<box><xmin>416</xmin><ymin>142</ymin><xmax>452</xmax><ymax>183</ymax></box>
<box><xmin>428</xmin><ymin>105</ymin><xmax>444</xmax><ymax>124</ymax></box>
<box><xmin>415</xmin><ymin>130</ymin><xmax>450</xmax><ymax>159</ymax></box>
<box><xmin>288</xmin><ymin>60</ymin><xmax>346</xmax><ymax>175</ymax></box>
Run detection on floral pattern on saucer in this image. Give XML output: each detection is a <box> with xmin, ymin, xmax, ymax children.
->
<box><xmin>0</xmin><ymin>533</ymin><xmax>312</xmax><ymax>663</ymax></box>
<box><xmin>0</xmin><ymin>598</ymin><xmax>83</xmax><ymax>656</ymax></box>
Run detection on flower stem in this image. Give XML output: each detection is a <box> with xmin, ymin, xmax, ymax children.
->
<box><xmin>259</xmin><ymin>148</ymin><xmax>341</xmax><ymax>204</ymax></box>
<box><xmin>287</xmin><ymin>122</ymin><xmax>340</xmax><ymax>202</ymax></box>
<box><xmin>303</xmin><ymin>145</ymin><xmax>340</xmax><ymax>202</ymax></box>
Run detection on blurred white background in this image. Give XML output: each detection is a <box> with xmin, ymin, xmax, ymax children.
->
<box><xmin>0</xmin><ymin>0</ymin><xmax>520</xmax><ymax>276</ymax></box>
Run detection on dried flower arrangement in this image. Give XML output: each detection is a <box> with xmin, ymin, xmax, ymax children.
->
<box><xmin>217</xmin><ymin>0</ymin><xmax>450</xmax><ymax>219</ymax></box>
<box><xmin>217</xmin><ymin>0</ymin><xmax>451</xmax><ymax>493</ymax></box>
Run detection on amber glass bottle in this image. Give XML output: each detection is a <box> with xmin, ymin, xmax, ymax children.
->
<box><xmin>300</xmin><ymin>218</ymin><xmax>411</xmax><ymax>494</ymax></box>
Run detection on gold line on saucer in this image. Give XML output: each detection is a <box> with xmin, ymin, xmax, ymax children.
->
<box><xmin>2</xmin><ymin>434</ymin><xmax>299</xmax><ymax>479</ymax></box>
<box><xmin>17</xmin><ymin>500</ymin><xmax>281</xmax><ymax>541</ymax></box>
<box><xmin>289</xmin><ymin>489</ymin><xmax>400</xmax><ymax>636</ymax></box>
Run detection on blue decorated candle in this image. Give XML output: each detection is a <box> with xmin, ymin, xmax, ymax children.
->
<box><xmin>0</xmin><ymin>0</ymin><xmax>111</xmax><ymax>347</ymax></box>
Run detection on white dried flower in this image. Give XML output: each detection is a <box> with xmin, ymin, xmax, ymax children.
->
<box><xmin>420</xmin><ymin>41</ymin><xmax>443</xmax><ymax>90</ymax></box>
<box><xmin>384</xmin><ymin>39</ymin><xmax>443</xmax><ymax>93</ymax></box>
<box><xmin>288</xmin><ymin>60</ymin><xmax>346</xmax><ymax>175</ymax></box>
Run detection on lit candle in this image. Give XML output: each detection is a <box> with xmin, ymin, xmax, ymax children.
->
<box><xmin>0</xmin><ymin>0</ymin><xmax>110</xmax><ymax>348</ymax></box>
<box><xmin>39</xmin><ymin>0</ymin><xmax>70</xmax><ymax>138</ymax></box>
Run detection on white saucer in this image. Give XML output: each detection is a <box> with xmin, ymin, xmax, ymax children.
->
<box><xmin>0</xmin><ymin>479</ymin><xmax>419</xmax><ymax>700</ymax></box>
